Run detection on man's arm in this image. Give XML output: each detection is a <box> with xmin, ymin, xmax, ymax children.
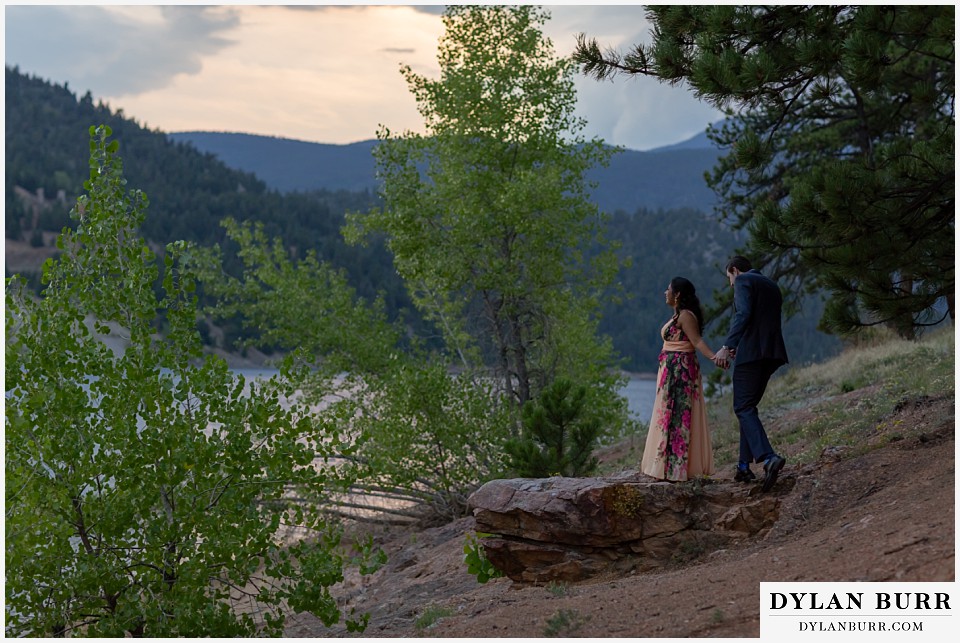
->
<box><xmin>723</xmin><ymin>276</ymin><xmax>754</xmax><ymax>350</ymax></box>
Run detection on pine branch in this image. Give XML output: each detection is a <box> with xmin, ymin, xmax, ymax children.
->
<box><xmin>573</xmin><ymin>34</ymin><xmax>654</xmax><ymax>80</ymax></box>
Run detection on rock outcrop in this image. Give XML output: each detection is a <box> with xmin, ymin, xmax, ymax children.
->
<box><xmin>468</xmin><ymin>472</ymin><xmax>792</xmax><ymax>583</ymax></box>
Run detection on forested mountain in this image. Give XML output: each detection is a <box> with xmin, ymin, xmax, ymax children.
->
<box><xmin>5</xmin><ymin>66</ymin><xmax>839</xmax><ymax>370</ymax></box>
<box><xmin>598</xmin><ymin>208</ymin><xmax>838</xmax><ymax>370</ymax></box>
<box><xmin>5</xmin><ymin>66</ymin><xmax>412</xmax><ymax>347</ymax></box>
<box><xmin>168</xmin><ymin>131</ymin><xmax>721</xmax><ymax>215</ymax></box>
<box><xmin>167</xmin><ymin>132</ymin><xmax>838</xmax><ymax>367</ymax></box>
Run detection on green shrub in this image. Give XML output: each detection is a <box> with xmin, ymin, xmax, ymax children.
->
<box><xmin>415</xmin><ymin>605</ymin><xmax>455</xmax><ymax>630</ymax></box>
<box><xmin>505</xmin><ymin>378</ymin><xmax>601</xmax><ymax>478</ymax></box>
<box><xmin>5</xmin><ymin>126</ymin><xmax>380</xmax><ymax>636</ymax></box>
<box><xmin>547</xmin><ymin>581</ymin><xmax>568</xmax><ymax>597</ymax></box>
<box><xmin>543</xmin><ymin>609</ymin><xmax>589</xmax><ymax>637</ymax></box>
<box><xmin>463</xmin><ymin>532</ymin><xmax>504</xmax><ymax>583</ymax></box>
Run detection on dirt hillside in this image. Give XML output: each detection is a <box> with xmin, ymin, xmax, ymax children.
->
<box><xmin>286</xmin><ymin>392</ymin><xmax>955</xmax><ymax>638</ymax></box>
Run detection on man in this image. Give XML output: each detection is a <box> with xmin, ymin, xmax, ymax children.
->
<box><xmin>713</xmin><ymin>256</ymin><xmax>789</xmax><ymax>492</ymax></box>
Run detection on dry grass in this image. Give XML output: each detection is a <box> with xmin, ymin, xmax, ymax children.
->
<box><xmin>714</xmin><ymin>326</ymin><xmax>954</xmax><ymax>466</ymax></box>
<box><xmin>602</xmin><ymin>326</ymin><xmax>955</xmax><ymax>473</ymax></box>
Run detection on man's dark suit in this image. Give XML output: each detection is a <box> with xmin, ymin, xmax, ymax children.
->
<box><xmin>723</xmin><ymin>269</ymin><xmax>789</xmax><ymax>465</ymax></box>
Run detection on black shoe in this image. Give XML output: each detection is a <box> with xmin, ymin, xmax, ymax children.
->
<box><xmin>762</xmin><ymin>455</ymin><xmax>786</xmax><ymax>492</ymax></box>
<box><xmin>734</xmin><ymin>467</ymin><xmax>756</xmax><ymax>483</ymax></box>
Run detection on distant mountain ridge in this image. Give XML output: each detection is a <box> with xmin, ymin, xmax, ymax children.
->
<box><xmin>167</xmin><ymin>130</ymin><xmax>722</xmax><ymax>215</ymax></box>
<box><xmin>648</xmin><ymin>129</ymin><xmax>715</xmax><ymax>152</ymax></box>
<box><xmin>6</xmin><ymin>66</ymin><xmax>840</xmax><ymax>369</ymax></box>
<box><xmin>166</xmin><ymin>132</ymin><xmax>380</xmax><ymax>194</ymax></box>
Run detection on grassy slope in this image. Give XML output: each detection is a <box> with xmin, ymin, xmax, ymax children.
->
<box><xmin>600</xmin><ymin>327</ymin><xmax>955</xmax><ymax>474</ymax></box>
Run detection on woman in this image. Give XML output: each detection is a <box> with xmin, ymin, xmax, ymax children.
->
<box><xmin>640</xmin><ymin>277</ymin><xmax>716</xmax><ymax>481</ymax></box>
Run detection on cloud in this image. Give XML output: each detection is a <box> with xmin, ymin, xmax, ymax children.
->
<box><xmin>576</xmin><ymin>76</ymin><xmax>726</xmax><ymax>151</ymax></box>
<box><xmin>386</xmin><ymin>5</ymin><xmax>723</xmax><ymax>150</ymax></box>
<box><xmin>4</xmin><ymin>5</ymin><xmax>240</xmax><ymax>97</ymax></box>
<box><xmin>3</xmin><ymin>4</ymin><xmax>724</xmax><ymax>150</ymax></box>
<box><xmin>541</xmin><ymin>5</ymin><xmax>725</xmax><ymax>150</ymax></box>
<box><xmin>544</xmin><ymin>5</ymin><xmax>651</xmax><ymax>52</ymax></box>
<box><xmin>81</xmin><ymin>5</ymin><xmax>444</xmax><ymax>145</ymax></box>
<box><xmin>410</xmin><ymin>5</ymin><xmax>448</xmax><ymax>17</ymax></box>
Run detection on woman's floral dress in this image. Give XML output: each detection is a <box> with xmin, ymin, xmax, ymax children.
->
<box><xmin>640</xmin><ymin>313</ymin><xmax>714</xmax><ymax>481</ymax></box>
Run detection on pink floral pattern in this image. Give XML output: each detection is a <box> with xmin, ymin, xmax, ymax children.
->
<box><xmin>650</xmin><ymin>316</ymin><xmax>701</xmax><ymax>480</ymax></box>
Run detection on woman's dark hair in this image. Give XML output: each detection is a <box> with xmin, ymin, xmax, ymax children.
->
<box><xmin>670</xmin><ymin>276</ymin><xmax>704</xmax><ymax>331</ymax></box>
<box><xmin>725</xmin><ymin>255</ymin><xmax>753</xmax><ymax>273</ymax></box>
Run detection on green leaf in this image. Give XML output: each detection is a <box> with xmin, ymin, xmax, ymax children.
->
<box><xmin>4</xmin><ymin>125</ymin><xmax>361</xmax><ymax>636</ymax></box>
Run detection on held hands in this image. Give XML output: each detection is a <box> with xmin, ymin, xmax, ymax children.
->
<box><xmin>712</xmin><ymin>346</ymin><xmax>735</xmax><ymax>370</ymax></box>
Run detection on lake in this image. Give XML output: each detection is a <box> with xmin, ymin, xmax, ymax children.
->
<box><xmin>620</xmin><ymin>376</ymin><xmax>656</xmax><ymax>423</ymax></box>
<box><xmin>233</xmin><ymin>368</ymin><xmax>656</xmax><ymax>425</ymax></box>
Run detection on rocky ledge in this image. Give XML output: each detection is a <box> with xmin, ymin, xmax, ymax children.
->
<box><xmin>468</xmin><ymin>472</ymin><xmax>793</xmax><ymax>583</ymax></box>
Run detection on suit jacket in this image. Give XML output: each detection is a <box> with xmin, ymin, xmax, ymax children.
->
<box><xmin>723</xmin><ymin>269</ymin><xmax>789</xmax><ymax>366</ymax></box>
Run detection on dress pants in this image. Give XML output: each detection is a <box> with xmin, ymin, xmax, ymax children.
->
<box><xmin>732</xmin><ymin>358</ymin><xmax>781</xmax><ymax>464</ymax></box>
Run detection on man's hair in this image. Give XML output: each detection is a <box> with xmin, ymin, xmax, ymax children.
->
<box><xmin>725</xmin><ymin>255</ymin><xmax>753</xmax><ymax>274</ymax></box>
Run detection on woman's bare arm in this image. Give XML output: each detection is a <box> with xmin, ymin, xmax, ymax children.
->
<box><xmin>677</xmin><ymin>310</ymin><xmax>716</xmax><ymax>360</ymax></box>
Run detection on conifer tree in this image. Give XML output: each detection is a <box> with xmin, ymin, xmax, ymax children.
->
<box><xmin>505</xmin><ymin>378</ymin><xmax>600</xmax><ymax>478</ymax></box>
<box><xmin>575</xmin><ymin>5</ymin><xmax>954</xmax><ymax>338</ymax></box>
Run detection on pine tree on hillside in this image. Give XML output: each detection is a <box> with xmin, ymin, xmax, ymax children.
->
<box><xmin>505</xmin><ymin>378</ymin><xmax>601</xmax><ymax>478</ymax></box>
<box><xmin>575</xmin><ymin>5</ymin><xmax>954</xmax><ymax>338</ymax></box>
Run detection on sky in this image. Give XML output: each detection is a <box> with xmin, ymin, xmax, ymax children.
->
<box><xmin>3</xmin><ymin>3</ymin><xmax>726</xmax><ymax>151</ymax></box>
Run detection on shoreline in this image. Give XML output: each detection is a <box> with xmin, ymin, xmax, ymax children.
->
<box><xmin>92</xmin><ymin>326</ymin><xmax>660</xmax><ymax>379</ymax></box>
<box><xmin>619</xmin><ymin>370</ymin><xmax>658</xmax><ymax>380</ymax></box>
